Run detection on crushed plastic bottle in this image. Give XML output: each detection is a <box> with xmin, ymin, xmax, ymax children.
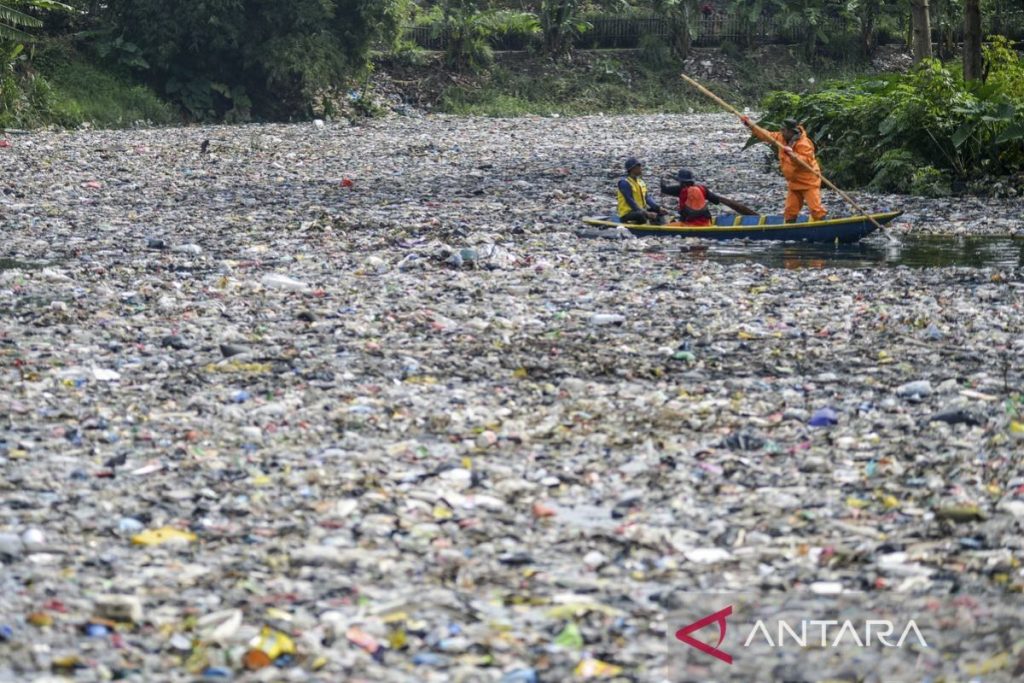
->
<box><xmin>260</xmin><ymin>273</ymin><xmax>310</xmax><ymax>291</ymax></box>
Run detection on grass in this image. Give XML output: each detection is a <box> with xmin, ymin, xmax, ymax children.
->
<box><xmin>439</xmin><ymin>58</ymin><xmax>715</xmax><ymax>116</ymax></box>
<box><xmin>435</xmin><ymin>48</ymin><xmax>886</xmax><ymax>117</ymax></box>
<box><xmin>0</xmin><ymin>41</ymin><xmax>178</xmax><ymax>130</ymax></box>
<box><xmin>40</xmin><ymin>60</ymin><xmax>178</xmax><ymax>128</ymax></box>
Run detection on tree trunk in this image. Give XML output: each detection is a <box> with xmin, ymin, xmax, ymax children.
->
<box><xmin>542</xmin><ymin>0</ymin><xmax>571</xmax><ymax>57</ymax></box>
<box><xmin>910</xmin><ymin>0</ymin><xmax>933</xmax><ymax>63</ymax></box>
<box><xmin>932</xmin><ymin>0</ymin><xmax>951</xmax><ymax>59</ymax></box>
<box><xmin>963</xmin><ymin>0</ymin><xmax>982</xmax><ymax>81</ymax></box>
<box><xmin>804</xmin><ymin>23</ymin><xmax>817</xmax><ymax>62</ymax></box>
<box><xmin>860</xmin><ymin>0</ymin><xmax>879</xmax><ymax>58</ymax></box>
<box><xmin>553</xmin><ymin>2</ymin><xmax>567</xmax><ymax>55</ymax></box>
<box><xmin>668</xmin><ymin>4</ymin><xmax>692</xmax><ymax>60</ymax></box>
<box><xmin>680</xmin><ymin>4</ymin><xmax>692</xmax><ymax>58</ymax></box>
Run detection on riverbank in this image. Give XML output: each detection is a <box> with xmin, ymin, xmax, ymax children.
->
<box><xmin>1</xmin><ymin>44</ymin><xmax>178</xmax><ymax>130</ymax></box>
<box><xmin>378</xmin><ymin>45</ymin><xmax>914</xmax><ymax>116</ymax></box>
<box><xmin>1</xmin><ymin>115</ymin><xmax>1022</xmax><ymax>681</ymax></box>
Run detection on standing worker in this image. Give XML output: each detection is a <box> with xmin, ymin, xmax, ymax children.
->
<box><xmin>741</xmin><ymin>116</ymin><xmax>827</xmax><ymax>223</ymax></box>
<box><xmin>617</xmin><ymin>158</ymin><xmax>668</xmax><ymax>224</ymax></box>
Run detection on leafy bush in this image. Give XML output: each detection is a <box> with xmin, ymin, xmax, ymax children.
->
<box><xmin>95</xmin><ymin>0</ymin><xmax>406</xmax><ymax>121</ymax></box>
<box><xmin>388</xmin><ymin>39</ymin><xmax>431</xmax><ymax>68</ymax></box>
<box><xmin>983</xmin><ymin>35</ymin><xmax>1024</xmax><ymax>100</ymax></box>
<box><xmin>719</xmin><ymin>40</ymin><xmax>743</xmax><ymax>60</ymax></box>
<box><xmin>413</xmin><ymin>4</ymin><xmax>540</xmax><ymax>70</ymax></box>
<box><xmin>909</xmin><ymin>165</ymin><xmax>949</xmax><ymax>197</ymax></box>
<box><xmin>0</xmin><ymin>66</ymin><xmax>55</xmax><ymax>128</ymax></box>
<box><xmin>638</xmin><ymin>33</ymin><xmax>674</xmax><ymax>70</ymax></box>
<box><xmin>0</xmin><ymin>51</ymin><xmax>177</xmax><ymax>129</ymax></box>
<box><xmin>869</xmin><ymin>149</ymin><xmax>919</xmax><ymax>193</ymax></box>
<box><xmin>758</xmin><ymin>48</ymin><xmax>1024</xmax><ymax>193</ymax></box>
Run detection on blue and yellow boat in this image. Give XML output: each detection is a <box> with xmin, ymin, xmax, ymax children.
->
<box><xmin>581</xmin><ymin>211</ymin><xmax>902</xmax><ymax>243</ymax></box>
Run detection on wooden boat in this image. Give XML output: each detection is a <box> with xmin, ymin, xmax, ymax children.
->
<box><xmin>581</xmin><ymin>211</ymin><xmax>902</xmax><ymax>243</ymax></box>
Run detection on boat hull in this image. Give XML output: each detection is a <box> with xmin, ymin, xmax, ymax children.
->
<box><xmin>581</xmin><ymin>211</ymin><xmax>902</xmax><ymax>243</ymax></box>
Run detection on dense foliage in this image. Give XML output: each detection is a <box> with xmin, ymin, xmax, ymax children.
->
<box><xmin>0</xmin><ymin>1</ymin><xmax>43</xmax><ymax>42</ymax></box>
<box><xmin>0</xmin><ymin>0</ymin><xmax>1021</xmax><ymax>140</ymax></box>
<box><xmin>94</xmin><ymin>0</ymin><xmax>407</xmax><ymax>121</ymax></box>
<box><xmin>757</xmin><ymin>40</ymin><xmax>1024</xmax><ymax>195</ymax></box>
<box><xmin>0</xmin><ymin>1</ymin><xmax>75</xmax><ymax>123</ymax></box>
<box><xmin>0</xmin><ymin>0</ymin><xmax>409</xmax><ymax>123</ymax></box>
<box><xmin>415</xmin><ymin>2</ymin><xmax>539</xmax><ymax>72</ymax></box>
<box><xmin>409</xmin><ymin>0</ymin><xmax>1024</xmax><ymax>61</ymax></box>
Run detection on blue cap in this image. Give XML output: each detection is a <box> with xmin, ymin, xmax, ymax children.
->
<box><xmin>624</xmin><ymin>157</ymin><xmax>642</xmax><ymax>171</ymax></box>
<box><xmin>677</xmin><ymin>168</ymin><xmax>695</xmax><ymax>183</ymax></box>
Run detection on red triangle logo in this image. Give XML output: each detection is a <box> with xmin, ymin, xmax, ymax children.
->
<box><xmin>675</xmin><ymin>605</ymin><xmax>733</xmax><ymax>664</ymax></box>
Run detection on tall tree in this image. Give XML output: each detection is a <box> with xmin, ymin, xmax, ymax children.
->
<box><xmin>855</xmin><ymin>0</ymin><xmax>882</xmax><ymax>58</ymax></box>
<box><xmin>910</xmin><ymin>0</ymin><xmax>933</xmax><ymax>63</ymax></box>
<box><xmin>963</xmin><ymin>0</ymin><xmax>982</xmax><ymax>81</ymax></box>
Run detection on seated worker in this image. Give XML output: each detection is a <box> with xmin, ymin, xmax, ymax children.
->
<box><xmin>741</xmin><ymin>116</ymin><xmax>827</xmax><ymax>223</ymax></box>
<box><xmin>660</xmin><ymin>169</ymin><xmax>756</xmax><ymax>225</ymax></box>
<box><xmin>673</xmin><ymin>168</ymin><xmax>719</xmax><ymax>226</ymax></box>
<box><xmin>617</xmin><ymin>158</ymin><xmax>669</xmax><ymax>224</ymax></box>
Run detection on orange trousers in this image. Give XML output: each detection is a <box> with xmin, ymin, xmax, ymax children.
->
<box><xmin>784</xmin><ymin>187</ymin><xmax>827</xmax><ymax>221</ymax></box>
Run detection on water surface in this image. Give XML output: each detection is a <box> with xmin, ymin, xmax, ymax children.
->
<box><xmin>671</xmin><ymin>235</ymin><xmax>1024</xmax><ymax>270</ymax></box>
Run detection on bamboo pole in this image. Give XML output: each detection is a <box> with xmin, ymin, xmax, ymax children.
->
<box><xmin>680</xmin><ymin>73</ymin><xmax>892</xmax><ymax>237</ymax></box>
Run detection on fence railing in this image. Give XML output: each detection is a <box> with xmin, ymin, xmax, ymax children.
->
<box><xmin>576</xmin><ymin>14</ymin><xmax>855</xmax><ymax>49</ymax></box>
<box><xmin>405</xmin><ymin>10</ymin><xmax>1024</xmax><ymax>52</ymax></box>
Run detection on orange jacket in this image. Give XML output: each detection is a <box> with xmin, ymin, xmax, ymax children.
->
<box><xmin>753</xmin><ymin>125</ymin><xmax>821</xmax><ymax>190</ymax></box>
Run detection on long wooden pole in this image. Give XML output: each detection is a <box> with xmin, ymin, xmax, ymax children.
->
<box><xmin>661</xmin><ymin>179</ymin><xmax>757</xmax><ymax>215</ymax></box>
<box><xmin>680</xmin><ymin>73</ymin><xmax>889</xmax><ymax>236</ymax></box>
<box><xmin>716</xmin><ymin>195</ymin><xmax>757</xmax><ymax>216</ymax></box>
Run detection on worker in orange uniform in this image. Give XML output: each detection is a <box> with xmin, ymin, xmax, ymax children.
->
<box><xmin>741</xmin><ymin>116</ymin><xmax>827</xmax><ymax>223</ymax></box>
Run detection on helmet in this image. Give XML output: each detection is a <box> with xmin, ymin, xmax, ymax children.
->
<box><xmin>624</xmin><ymin>157</ymin><xmax>643</xmax><ymax>172</ymax></box>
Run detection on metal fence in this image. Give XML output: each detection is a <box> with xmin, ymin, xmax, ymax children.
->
<box><xmin>405</xmin><ymin>10</ymin><xmax>1024</xmax><ymax>52</ymax></box>
<box><xmin>405</xmin><ymin>14</ymin><xmax>836</xmax><ymax>51</ymax></box>
<box><xmin>405</xmin><ymin>13</ymin><xmax>876</xmax><ymax>51</ymax></box>
<box><xmin>576</xmin><ymin>14</ymin><xmax>855</xmax><ymax>49</ymax></box>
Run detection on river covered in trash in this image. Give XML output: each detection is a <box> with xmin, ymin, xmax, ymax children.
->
<box><xmin>1</xmin><ymin>114</ymin><xmax>1023</xmax><ymax>682</ymax></box>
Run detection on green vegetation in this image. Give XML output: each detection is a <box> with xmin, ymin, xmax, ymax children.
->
<box><xmin>0</xmin><ymin>0</ymin><xmax>1018</xmax><ymax>156</ymax></box>
<box><xmin>0</xmin><ymin>1</ymin><xmax>48</xmax><ymax>42</ymax></box>
<box><xmin>95</xmin><ymin>0</ymin><xmax>406</xmax><ymax>121</ymax></box>
<box><xmin>0</xmin><ymin>36</ymin><xmax>176</xmax><ymax>128</ymax></box>
<box><xmin>0</xmin><ymin>1</ymin><xmax>65</xmax><ymax>124</ymax></box>
<box><xmin>439</xmin><ymin>56</ymin><xmax>706</xmax><ymax>116</ymax></box>
<box><xmin>414</xmin><ymin>3</ymin><xmax>540</xmax><ymax>72</ymax></box>
<box><xmin>436</xmin><ymin>50</ymin><xmax>880</xmax><ymax>117</ymax></box>
<box><xmin>757</xmin><ymin>39</ymin><xmax>1024</xmax><ymax>195</ymax></box>
<box><xmin>40</xmin><ymin>59</ymin><xmax>177</xmax><ymax>127</ymax></box>
<box><xmin>1</xmin><ymin>0</ymin><xmax>408</xmax><ymax>126</ymax></box>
